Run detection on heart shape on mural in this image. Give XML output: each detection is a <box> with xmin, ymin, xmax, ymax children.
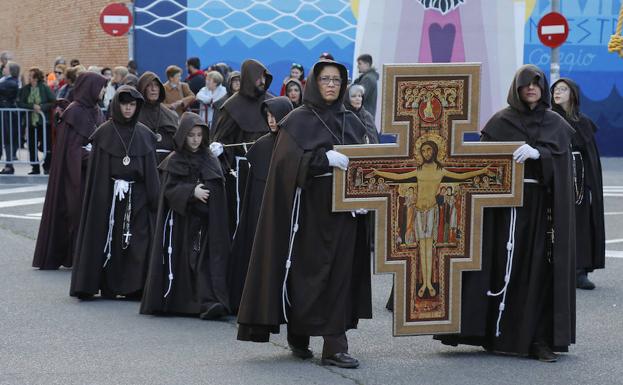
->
<box><xmin>429</xmin><ymin>23</ymin><xmax>456</xmax><ymax>63</ymax></box>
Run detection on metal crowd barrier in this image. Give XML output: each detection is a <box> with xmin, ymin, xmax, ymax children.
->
<box><xmin>0</xmin><ymin>107</ymin><xmax>48</xmax><ymax>166</ymax></box>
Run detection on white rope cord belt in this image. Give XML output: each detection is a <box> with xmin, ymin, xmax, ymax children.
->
<box><xmin>156</xmin><ymin>149</ymin><xmax>172</xmax><ymax>153</ymax></box>
<box><xmin>103</xmin><ymin>179</ymin><xmax>134</xmax><ymax>268</ymax></box>
<box><xmin>524</xmin><ymin>178</ymin><xmax>539</xmax><ymax>184</ymax></box>
<box><xmin>282</xmin><ymin>187</ymin><xmax>302</xmax><ymax>323</ymax></box>
<box><xmin>162</xmin><ymin>209</ymin><xmax>175</xmax><ymax>298</ymax></box>
<box><xmin>486</xmin><ymin>207</ymin><xmax>517</xmax><ymax>337</ymax></box>
<box><xmin>234</xmin><ymin>156</ymin><xmax>248</xmax><ymax>227</ymax></box>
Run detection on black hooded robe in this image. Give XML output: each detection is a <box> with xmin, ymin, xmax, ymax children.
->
<box><xmin>434</xmin><ymin>65</ymin><xmax>576</xmax><ymax>355</ymax></box>
<box><xmin>237</xmin><ymin>61</ymin><xmax>372</xmax><ymax>343</ymax></box>
<box><xmin>137</xmin><ymin>71</ymin><xmax>179</xmax><ymax>164</ymax></box>
<box><xmin>33</xmin><ymin>72</ymin><xmax>108</xmax><ymax>269</ymax></box>
<box><xmin>228</xmin><ymin>96</ymin><xmax>293</xmax><ymax>314</ymax></box>
<box><xmin>70</xmin><ymin>86</ymin><xmax>160</xmax><ymax>298</ymax></box>
<box><xmin>211</xmin><ymin>60</ymin><xmax>274</xmax><ymax>237</ymax></box>
<box><xmin>551</xmin><ymin>78</ymin><xmax>605</xmax><ymax>273</ymax></box>
<box><xmin>140</xmin><ymin>112</ymin><xmax>231</xmax><ymax>316</ymax></box>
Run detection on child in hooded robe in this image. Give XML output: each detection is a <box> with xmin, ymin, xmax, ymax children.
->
<box><xmin>140</xmin><ymin>112</ymin><xmax>231</xmax><ymax>320</ymax></box>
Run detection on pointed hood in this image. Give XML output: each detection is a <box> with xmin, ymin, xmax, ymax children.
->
<box><xmin>174</xmin><ymin>111</ymin><xmax>209</xmax><ymax>151</ymax></box>
<box><xmin>72</xmin><ymin>72</ymin><xmax>108</xmax><ymax>108</ymax></box>
<box><xmin>261</xmin><ymin>96</ymin><xmax>293</xmax><ymax>126</ymax></box>
<box><xmin>137</xmin><ymin>71</ymin><xmax>166</xmax><ymax>104</ymax></box>
<box><xmin>303</xmin><ymin>60</ymin><xmax>348</xmax><ymax>112</ymax></box>
<box><xmin>507</xmin><ymin>64</ymin><xmax>551</xmax><ymax>112</ymax></box>
<box><xmin>239</xmin><ymin>59</ymin><xmax>273</xmax><ymax>99</ymax></box>
<box><xmin>110</xmin><ymin>85</ymin><xmax>144</xmax><ymax>127</ymax></box>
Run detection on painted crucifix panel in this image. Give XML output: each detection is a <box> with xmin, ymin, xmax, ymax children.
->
<box><xmin>333</xmin><ymin>63</ymin><xmax>525</xmax><ymax>335</ymax></box>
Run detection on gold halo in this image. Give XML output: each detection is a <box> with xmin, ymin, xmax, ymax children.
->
<box><xmin>413</xmin><ymin>133</ymin><xmax>447</xmax><ymax>164</ymax></box>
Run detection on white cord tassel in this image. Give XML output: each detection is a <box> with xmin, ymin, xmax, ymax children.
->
<box><xmin>103</xmin><ymin>179</ymin><xmax>131</xmax><ymax>267</ymax></box>
<box><xmin>282</xmin><ymin>187</ymin><xmax>302</xmax><ymax>323</ymax></box>
<box><xmin>234</xmin><ymin>156</ymin><xmax>247</xmax><ymax>228</ymax></box>
<box><xmin>163</xmin><ymin>210</ymin><xmax>175</xmax><ymax>298</ymax></box>
<box><xmin>486</xmin><ymin>207</ymin><xmax>517</xmax><ymax>337</ymax></box>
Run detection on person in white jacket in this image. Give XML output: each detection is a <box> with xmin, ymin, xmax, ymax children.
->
<box><xmin>196</xmin><ymin>71</ymin><xmax>227</xmax><ymax>127</ymax></box>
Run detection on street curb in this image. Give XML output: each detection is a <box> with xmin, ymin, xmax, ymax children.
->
<box><xmin>0</xmin><ymin>175</ymin><xmax>49</xmax><ymax>185</ymax></box>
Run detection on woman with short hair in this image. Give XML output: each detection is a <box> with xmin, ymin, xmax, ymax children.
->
<box><xmin>344</xmin><ymin>84</ymin><xmax>379</xmax><ymax>144</ymax></box>
<box><xmin>163</xmin><ymin>65</ymin><xmax>195</xmax><ymax>117</ymax></box>
<box><xmin>195</xmin><ymin>71</ymin><xmax>227</xmax><ymax>127</ymax></box>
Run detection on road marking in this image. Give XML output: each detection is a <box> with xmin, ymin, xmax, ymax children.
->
<box><xmin>606</xmin><ymin>250</ymin><xmax>623</xmax><ymax>258</ymax></box>
<box><xmin>0</xmin><ymin>213</ymin><xmax>41</xmax><ymax>220</ymax></box>
<box><xmin>605</xmin><ymin>212</ymin><xmax>623</xmax><ymax>216</ymax></box>
<box><xmin>604</xmin><ymin>194</ymin><xmax>623</xmax><ymax>197</ymax></box>
<box><xmin>0</xmin><ymin>185</ymin><xmax>47</xmax><ymax>195</ymax></box>
<box><xmin>606</xmin><ymin>238</ymin><xmax>623</xmax><ymax>245</ymax></box>
<box><xmin>26</xmin><ymin>213</ymin><xmax>41</xmax><ymax>217</ymax></box>
<box><xmin>0</xmin><ymin>197</ymin><xmax>45</xmax><ymax>209</ymax></box>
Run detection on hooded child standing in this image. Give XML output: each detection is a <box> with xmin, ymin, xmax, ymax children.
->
<box><xmin>140</xmin><ymin>112</ymin><xmax>231</xmax><ymax>320</ymax></box>
<box><xmin>70</xmin><ymin>86</ymin><xmax>160</xmax><ymax>300</ymax></box>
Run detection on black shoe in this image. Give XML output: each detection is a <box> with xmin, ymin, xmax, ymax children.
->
<box><xmin>28</xmin><ymin>166</ymin><xmax>40</xmax><ymax>175</ymax></box>
<box><xmin>77</xmin><ymin>293</ymin><xmax>94</xmax><ymax>301</ymax></box>
<box><xmin>577</xmin><ymin>272</ymin><xmax>595</xmax><ymax>290</ymax></box>
<box><xmin>289</xmin><ymin>345</ymin><xmax>313</xmax><ymax>359</ymax></box>
<box><xmin>0</xmin><ymin>167</ymin><xmax>14</xmax><ymax>175</ymax></box>
<box><xmin>530</xmin><ymin>343</ymin><xmax>558</xmax><ymax>362</ymax></box>
<box><xmin>199</xmin><ymin>303</ymin><xmax>227</xmax><ymax>320</ymax></box>
<box><xmin>321</xmin><ymin>352</ymin><xmax>360</xmax><ymax>368</ymax></box>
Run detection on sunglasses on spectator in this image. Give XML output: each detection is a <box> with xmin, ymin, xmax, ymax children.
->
<box><xmin>318</xmin><ymin>76</ymin><xmax>342</xmax><ymax>86</ymax></box>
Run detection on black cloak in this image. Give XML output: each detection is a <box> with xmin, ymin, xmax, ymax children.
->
<box><xmin>70</xmin><ymin>86</ymin><xmax>160</xmax><ymax>298</ymax></box>
<box><xmin>211</xmin><ymin>60</ymin><xmax>274</xmax><ymax>236</ymax></box>
<box><xmin>137</xmin><ymin>71</ymin><xmax>179</xmax><ymax>164</ymax></box>
<box><xmin>237</xmin><ymin>60</ymin><xmax>372</xmax><ymax>342</ymax></box>
<box><xmin>228</xmin><ymin>96</ymin><xmax>294</xmax><ymax>314</ymax></box>
<box><xmin>435</xmin><ymin>64</ymin><xmax>576</xmax><ymax>355</ymax></box>
<box><xmin>140</xmin><ymin>112</ymin><xmax>231</xmax><ymax>316</ymax></box>
<box><xmin>344</xmin><ymin>84</ymin><xmax>380</xmax><ymax>144</ymax></box>
<box><xmin>551</xmin><ymin>78</ymin><xmax>605</xmax><ymax>272</ymax></box>
<box><xmin>33</xmin><ymin>72</ymin><xmax>108</xmax><ymax>269</ymax></box>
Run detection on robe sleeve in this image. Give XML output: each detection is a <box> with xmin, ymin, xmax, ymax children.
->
<box><xmin>164</xmin><ymin>173</ymin><xmax>196</xmax><ymax>216</ymax></box>
<box><xmin>144</xmin><ymin>151</ymin><xmax>161</xmax><ymax>212</ymax></box>
<box><xmin>296</xmin><ymin>148</ymin><xmax>330</xmax><ymax>187</ymax></box>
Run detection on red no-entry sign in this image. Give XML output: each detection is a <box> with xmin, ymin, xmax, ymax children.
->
<box><xmin>537</xmin><ymin>12</ymin><xmax>569</xmax><ymax>48</ymax></box>
<box><xmin>100</xmin><ymin>3</ymin><xmax>133</xmax><ymax>37</ymax></box>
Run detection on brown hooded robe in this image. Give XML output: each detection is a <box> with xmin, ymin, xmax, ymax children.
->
<box><xmin>137</xmin><ymin>71</ymin><xmax>179</xmax><ymax>164</ymax></box>
<box><xmin>70</xmin><ymin>86</ymin><xmax>160</xmax><ymax>298</ymax></box>
<box><xmin>237</xmin><ymin>61</ymin><xmax>372</xmax><ymax>342</ymax></box>
<box><xmin>435</xmin><ymin>65</ymin><xmax>576</xmax><ymax>355</ymax></box>
<box><xmin>33</xmin><ymin>72</ymin><xmax>108</xmax><ymax>269</ymax></box>
<box><xmin>140</xmin><ymin>112</ymin><xmax>231</xmax><ymax>316</ymax></box>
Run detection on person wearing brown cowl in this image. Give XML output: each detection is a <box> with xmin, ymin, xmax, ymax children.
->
<box><xmin>33</xmin><ymin>72</ymin><xmax>108</xmax><ymax>270</ymax></box>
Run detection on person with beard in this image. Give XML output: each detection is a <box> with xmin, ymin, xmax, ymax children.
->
<box><xmin>137</xmin><ymin>71</ymin><xmax>179</xmax><ymax>164</ymax></box>
<box><xmin>211</xmin><ymin>70</ymin><xmax>240</xmax><ymax>135</ymax></box>
<box><xmin>228</xmin><ymin>96</ymin><xmax>293</xmax><ymax>314</ymax></box>
<box><xmin>210</xmin><ymin>59</ymin><xmax>273</xmax><ymax>236</ymax></box>
<box><xmin>237</xmin><ymin>60</ymin><xmax>372</xmax><ymax>369</ymax></box>
<box><xmin>344</xmin><ymin>84</ymin><xmax>379</xmax><ymax>144</ymax></box>
<box><xmin>140</xmin><ymin>112</ymin><xmax>230</xmax><ymax>320</ymax></box>
<box><xmin>551</xmin><ymin>78</ymin><xmax>605</xmax><ymax>290</ymax></box>
<box><xmin>434</xmin><ymin>65</ymin><xmax>576</xmax><ymax>362</ymax></box>
<box><xmin>70</xmin><ymin>86</ymin><xmax>160</xmax><ymax>300</ymax></box>
<box><xmin>285</xmin><ymin>78</ymin><xmax>303</xmax><ymax>108</ymax></box>
<box><xmin>32</xmin><ymin>72</ymin><xmax>108</xmax><ymax>270</ymax></box>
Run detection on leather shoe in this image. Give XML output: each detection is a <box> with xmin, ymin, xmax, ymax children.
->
<box><xmin>530</xmin><ymin>343</ymin><xmax>558</xmax><ymax>362</ymax></box>
<box><xmin>577</xmin><ymin>272</ymin><xmax>595</xmax><ymax>290</ymax></box>
<box><xmin>321</xmin><ymin>352</ymin><xmax>360</xmax><ymax>368</ymax></box>
<box><xmin>0</xmin><ymin>167</ymin><xmax>14</xmax><ymax>175</ymax></box>
<box><xmin>289</xmin><ymin>345</ymin><xmax>313</xmax><ymax>359</ymax></box>
<box><xmin>200</xmin><ymin>302</ymin><xmax>227</xmax><ymax>320</ymax></box>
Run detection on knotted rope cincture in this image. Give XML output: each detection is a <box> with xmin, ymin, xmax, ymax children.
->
<box><xmin>103</xmin><ymin>179</ymin><xmax>133</xmax><ymax>268</ymax></box>
<box><xmin>486</xmin><ymin>207</ymin><xmax>517</xmax><ymax>337</ymax></box>
<box><xmin>281</xmin><ymin>187</ymin><xmax>302</xmax><ymax>323</ymax></box>
<box><xmin>163</xmin><ymin>209</ymin><xmax>175</xmax><ymax>298</ymax></box>
<box><xmin>608</xmin><ymin>3</ymin><xmax>623</xmax><ymax>57</ymax></box>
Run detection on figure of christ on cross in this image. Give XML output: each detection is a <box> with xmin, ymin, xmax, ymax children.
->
<box><xmin>372</xmin><ymin>140</ymin><xmax>493</xmax><ymax>298</ymax></box>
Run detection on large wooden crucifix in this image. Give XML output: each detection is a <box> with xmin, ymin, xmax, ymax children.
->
<box><xmin>333</xmin><ymin>63</ymin><xmax>524</xmax><ymax>336</ymax></box>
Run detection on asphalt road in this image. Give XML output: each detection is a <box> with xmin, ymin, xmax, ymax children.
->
<box><xmin>0</xmin><ymin>159</ymin><xmax>622</xmax><ymax>385</ymax></box>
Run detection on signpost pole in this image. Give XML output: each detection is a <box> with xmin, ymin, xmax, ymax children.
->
<box><xmin>127</xmin><ymin>2</ymin><xmax>134</xmax><ymax>61</ymax></box>
<box><xmin>551</xmin><ymin>0</ymin><xmax>561</xmax><ymax>82</ymax></box>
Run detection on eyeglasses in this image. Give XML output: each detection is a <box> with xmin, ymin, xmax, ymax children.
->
<box><xmin>318</xmin><ymin>76</ymin><xmax>342</xmax><ymax>86</ymax></box>
<box><xmin>553</xmin><ymin>86</ymin><xmax>569</xmax><ymax>93</ymax></box>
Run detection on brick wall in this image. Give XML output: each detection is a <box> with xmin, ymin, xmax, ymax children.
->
<box><xmin>0</xmin><ymin>0</ymin><xmax>129</xmax><ymax>75</ymax></box>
